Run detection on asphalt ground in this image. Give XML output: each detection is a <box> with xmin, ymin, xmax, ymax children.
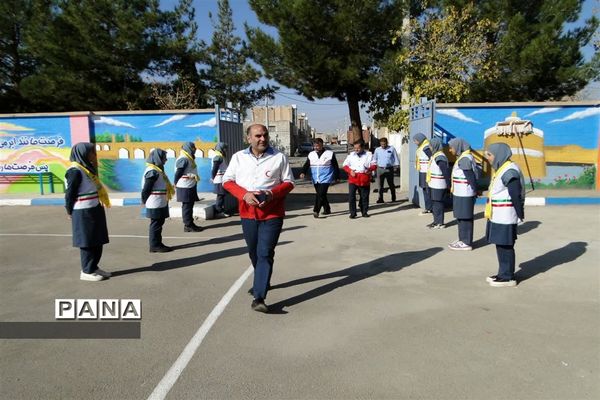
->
<box><xmin>1</xmin><ymin>192</ymin><xmax>599</xmax><ymax>400</ymax></box>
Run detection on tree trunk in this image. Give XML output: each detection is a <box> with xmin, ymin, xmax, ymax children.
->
<box><xmin>346</xmin><ymin>91</ymin><xmax>362</xmax><ymax>147</ymax></box>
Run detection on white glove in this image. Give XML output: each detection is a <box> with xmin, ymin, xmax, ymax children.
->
<box><xmin>517</xmin><ymin>218</ymin><xmax>524</xmax><ymax>225</ymax></box>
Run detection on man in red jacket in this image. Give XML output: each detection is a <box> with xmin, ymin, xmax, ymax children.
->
<box><xmin>343</xmin><ymin>140</ymin><xmax>377</xmax><ymax>219</ymax></box>
<box><xmin>222</xmin><ymin>124</ymin><xmax>295</xmax><ymax>313</ymax></box>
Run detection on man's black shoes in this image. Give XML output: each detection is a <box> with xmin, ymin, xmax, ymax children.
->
<box><xmin>150</xmin><ymin>245</ymin><xmax>173</xmax><ymax>253</ymax></box>
<box><xmin>184</xmin><ymin>224</ymin><xmax>204</xmax><ymax>232</ymax></box>
<box><xmin>251</xmin><ymin>299</ymin><xmax>268</xmax><ymax>313</ymax></box>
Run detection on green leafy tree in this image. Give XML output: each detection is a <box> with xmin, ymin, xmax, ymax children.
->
<box><xmin>17</xmin><ymin>0</ymin><xmax>166</xmax><ymax>111</ymax></box>
<box><xmin>372</xmin><ymin>3</ymin><xmax>498</xmax><ymax>130</ymax></box>
<box><xmin>150</xmin><ymin>0</ymin><xmax>208</xmax><ymax>109</ymax></box>
<box><xmin>450</xmin><ymin>0</ymin><xmax>599</xmax><ymax>101</ymax></box>
<box><xmin>0</xmin><ymin>0</ymin><xmax>46</xmax><ymax>112</ymax></box>
<box><xmin>204</xmin><ymin>0</ymin><xmax>273</xmax><ymax>114</ymax></box>
<box><xmin>247</xmin><ymin>0</ymin><xmax>403</xmax><ymax>139</ymax></box>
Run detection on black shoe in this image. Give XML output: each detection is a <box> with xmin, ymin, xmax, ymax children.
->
<box><xmin>322</xmin><ymin>210</ymin><xmax>331</xmax><ymax>215</ymax></box>
<box><xmin>312</xmin><ymin>211</ymin><xmax>319</xmax><ymax>218</ymax></box>
<box><xmin>391</xmin><ymin>198</ymin><xmax>397</xmax><ymax>202</ymax></box>
<box><xmin>376</xmin><ymin>199</ymin><xmax>384</xmax><ymax>204</ymax></box>
<box><xmin>150</xmin><ymin>245</ymin><xmax>173</xmax><ymax>253</ymax></box>
<box><xmin>251</xmin><ymin>299</ymin><xmax>268</xmax><ymax>313</ymax></box>
<box><xmin>362</xmin><ymin>213</ymin><xmax>370</xmax><ymax>218</ymax></box>
<box><xmin>349</xmin><ymin>214</ymin><xmax>357</xmax><ymax>219</ymax></box>
<box><xmin>184</xmin><ymin>224</ymin><xmax>204</xmax><ymax>232</ymax></box>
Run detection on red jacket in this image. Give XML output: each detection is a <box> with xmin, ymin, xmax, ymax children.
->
<box><xmin>223</xmin><ymin>181</ymin><xmax>294</xmax><ymax>220</ymax></box>
<box><xmin>343</xmin><ymin>165</ymin><xmax>376</xmax><ymax>186</ymax></box>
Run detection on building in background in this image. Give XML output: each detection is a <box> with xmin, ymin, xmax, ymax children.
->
<box><xmin>247</xmin><ymin>105</ymin><xmax>312</xmax><ymax>156</ymax></box>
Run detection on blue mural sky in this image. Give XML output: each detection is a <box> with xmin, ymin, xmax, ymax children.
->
<box><xmin>435</xmin><ymin>106</ymin><xmax>600</xmax><ymax>149</ymax></box>
<box><xmin>91</xmin><ymin>112</ymin><xmax>218</xmax><ymax>143</ymax></box>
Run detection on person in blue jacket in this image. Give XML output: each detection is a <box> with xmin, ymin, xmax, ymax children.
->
<box><xmin>300</xmin><ymin>138</ymin><xmax>340</xmax><ymax>218</ymax></box>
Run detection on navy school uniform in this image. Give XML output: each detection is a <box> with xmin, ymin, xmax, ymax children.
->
<box><xmin>427</xmin><ymin>152</ymin><xmax>451</xmax><ymax>225</ymax></box>
<box><xmin>451</xmin><ymin>153</ymin><xmax>478</xmax><ymax>245</ymax></box>
<box><xmin>174</xmin><ymin>156</ymin><xmax>200</xmax><ymax>227</ymax></box>
<box><xmin>142</xmin><ymin>169</ymin><xmax>170</xmax><ymax>249</ymax></box>
<box><xmin>65</xmin><ymin>167</ymin><xmax>109</xmax><ymax>274</ymax></box>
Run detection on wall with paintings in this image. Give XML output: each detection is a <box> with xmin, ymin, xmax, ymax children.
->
<box><xmin>434</xmin><ymin>102</ymin><xmax>599</xmax><ymax>190</ymax></box>
<box><xmin>0</xmin><ymin>109</ymin><xmax>228</xmax><ymax>194</ymax></box>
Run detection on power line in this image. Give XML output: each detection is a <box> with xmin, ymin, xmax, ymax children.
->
<box><xmin>274</xmin><ymin>91</ymin><xmax>348</xmax><ymax>106</ymax></box>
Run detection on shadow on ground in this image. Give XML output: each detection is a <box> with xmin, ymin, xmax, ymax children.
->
<box><xmin>516</xmin><ymin>241</ymin><xmax>587</xmax><ymax>283</ymax></box>
<box><xmin>267</xmin><ymin>247</ymin><xmax>443</xmax><ymax>314</ymax></box>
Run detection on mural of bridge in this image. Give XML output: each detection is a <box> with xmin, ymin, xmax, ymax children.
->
<box><xmin>95</xmin><ymin>135</ymin><xmax>216</xmax><ymax>160</ymax></box>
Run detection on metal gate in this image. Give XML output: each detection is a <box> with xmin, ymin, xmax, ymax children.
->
<box><xmin>408</xmin><ymin>99</ymin><xmax>435</xmax><ymax>207</ymax></box>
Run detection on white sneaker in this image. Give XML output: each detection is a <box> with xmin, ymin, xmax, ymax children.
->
<box><xmin>448</xmin><ymin>241</ymin><xmax>473</xmax><ymax>251</ymax></box>
<box><xmin>80</xmin><ymin>272</ymin><xmax>105</xmax><ymax>281</ymax></box>
<box><xmin>95</xmin><ymin>268</ymin><xmax>112</xmax><ymax>278</ymax></box>
<box><xmin>489</xmin><ymin>278</ymin><xmax>517</xmax><ymax>287</ymax></box>
<box><xmin>449</xmin><ymin>239</ymin><xmax>460</xmax><ymax>246</ymax></box>
<box><xmin>418</xmin><ymin>210</ymin><xmax>431</xmax><ymax>216</ymax></box>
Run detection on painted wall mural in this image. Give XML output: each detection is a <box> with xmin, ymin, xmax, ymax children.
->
<box><xmin>0</xmin><ymin>110</ymin><xmax>222</xmax><ymax>194</ymax></box>
<box><xmin>91</xmin><ymin>112</ymin><xmax>218</xmax><ymax>192</ymax></box>
<box><xmin>0</xmin><ymin>116</ymin><xmax>72</xmax><ymax>194</ymax></box>
<box><xmin>434</xmin><ymin>104</ymin><xmax>599</xmax><ymax>190</ymax></box>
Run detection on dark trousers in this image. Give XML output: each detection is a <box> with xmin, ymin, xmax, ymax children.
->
<box><xmin>432</xmin><ymin>200</ymin><xmax>445</xmax><ymax>225</ymax></box>
<box><xmin>241</xmin><ymin>218</ymin><xmax>284</xmax><ymax>301</ymax></box>
<box><xmin>215</xmin><ymin>194</ymin><xmax>225</xmax><ymax>213</ymax></box>
<box><xmin>182</xmin><ymin>202</ymin><xmax>194</xmax><ymax>226</ymax></box>
<box><xmin>496</xmin><ymin>244</ymin><xmax>515</xmax><ymax>280</ymax></box>
<box><xmin>80</xmin><ymin>246</ymin><xmax>103</xmax><ymax>274</ymax></box>
<box><xmin>378</xmin><ymin>168</ymin><xmax>396</xmax><ymax>201</ymax></box>
<box><xmin>349</xmin><ymin>184</ymin><xmax>370</xmax><ymax>216</ymax></box>
<box><xmin>313</xmin><ymin>183</ymin><xmax>331</xmax><ymax>213</ymax></box>
<box><xmin>422</xmin><ymin>186</ymin><xmax>432</xmax><ymax>211</ymax></box>
<box><xmin>458</xmin><ymin>219</ymin><xmax>474</xmax><ymax>245</ymax></box>
<box><xmin>150</xmin><ymin>218</ymin><xmax>166</xmax><ymax>249</ymax></box>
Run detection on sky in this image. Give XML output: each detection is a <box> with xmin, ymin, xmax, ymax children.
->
<box><xmin>160</xmin><ymin>0</ymin><xmax>599</xmax><ymax>134</ymax></box>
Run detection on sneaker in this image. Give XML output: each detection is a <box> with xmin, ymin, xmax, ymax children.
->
<box><xmin>418</xmin><ymin>210</ymin><xmax>431</xmax><ymax>216</ymax></box>
<box><xmin>95</xmin><ymin>268</ymin><xmax>112</xmax><ymax>278</ymax></box>
<box><xmin>447</xmin><ymin>241</ymin><xmax>472</xmax><ymax>251</ymax></box>
<box><xmin>80</xmin><ymin>271</ymin><xmax>105</xmax><ymax>281</ymax></box>
<box><xmin>313</xmin><ymin>211</ymin><xmax>319</xmax><ymax>218</ymax></box>
<box><xmin>426</xmin><ymin>222</ymin><xmax>435</xmax><ymax>228</ymax></box>
<box><xmin>489</xmin><ymin>277</ymin><xmax>517</xmax><ymax>287</ymax></box>
<box><xmin>429</xmin><ymin>224</ymin><xmax>445</xmax><ymax>230</ymax></box>
<box><xmin>150</xmin><ymin>245</ymin><xmax>173</xmax><ymax>253</ymax></box>
<box><xmin>376</xmin><ymin>199</ymin><xmax>384</xmax><ymax>204</ymax></box>
<box><xmin>485</xmin><ymin>275</ymin><xmax>498</xmax><ymax>283</ymax></box>
<box><xmin>184</xmin><ymin>224</ymin><xmax>204</xmax><ymax>232</ymax></box>
<box><xmin>449</xmin><ymin>239</ymin><xmax>460</xmax><ymax>246</ymax></box>
<box><xmin>251</xmin><ymin>299</ymin><xmax>268</xmax><ymax>313</ymax></box>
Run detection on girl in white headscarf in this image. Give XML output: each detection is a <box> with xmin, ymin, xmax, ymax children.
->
<box><xmin>65</xmin><ymin>142</ymin><xmax>111</xmax><ymax>281</ymax></box>
<box><xmin>141</xmin><ymin>149</ymin><xmax>174</xmax><ymax>252</ymax></box>
<box><xmin>484</xmin><ymin>143</ymin><xmax>525</xmax><ymax>287</ymax></box>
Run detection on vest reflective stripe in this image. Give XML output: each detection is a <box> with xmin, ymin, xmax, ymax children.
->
<box><xmin>142</xmin><ymin>167</ymin><xmax>169</xmax><ymax>209</ymax></box>
<box><xmin>427</xmin><ymin>153</ymin><xmax>448</xmax><ymax>189</ymax></box>
<box><xmin>416</xmin><ymin>145</ymin><xmax>430</xmax><ymax>173</ymax></box>
<box><xmin>175</xmin><ymin>155</ymin><xmax>198</xmax><ymax>189</ymax></box>
<box><xmin>212</xmin><ymin>153</ymin><xmax>228</xmax><ymax>184</ymax></box>
<box><xmin>451</xmin><ymin>153</ymin><xmax>476</xmax><ymax>197</ymax></box>
<box><xmin>488</xmin><ymin>163</ymin><xmax>520</xmax><ymax>224</ymax></box>
<box><xmin>308</xmin><ymin>150</ymin><xmax>335</xmax><ymax>183</ymax></box>
<box><xmin>68</xmin><ymin>167</ymin><xmax>100</xmax><ymax>210</ymax></box>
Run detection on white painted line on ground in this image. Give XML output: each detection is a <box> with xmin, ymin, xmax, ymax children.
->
<box><xmin>525</xmin><ymin>197</ymin><xmax>546</xmax><ymax>206</ymax></box>
<box><xmin>0</xmin><ymin>233</ymin><xmax>223</xmax><ymax>240</ymax></box>
<box><xmin>0</xmin><ymin>199</ymin><xmax>31</xmax><ymax>206</ymax></box>
<box><xmin>147</xmin><ymin>265</ymin><xmax>253</xmax><ymax>400</ymax></box>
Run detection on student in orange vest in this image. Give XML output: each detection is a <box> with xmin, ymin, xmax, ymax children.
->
<box><xmin>484</xmin><ymin>143</ymin><xmax>525</xmax><ymax>287</ymax></box>
<box><xmin>448</xmin><ymin>138</ymin><xmax>478</xmax><ymax>251</ymax></box>
<box><xmin>142</xmin><ymin>149</ymin><xmax>175</xmax><ymax>253</ymax></box>
<box><xmin>65</xmin><ymin>143</ymin><xmax>111</xmax><ymax>281</ymax></box>
<box><xmin>413</xmin><ymin>133</ymin><xmax>432</xmax><ymax>216</ymax></box>
<box><xmin>425</xmin><ymin>137</ymin><xmax>451</xmax><ymax>229</ymax></box>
